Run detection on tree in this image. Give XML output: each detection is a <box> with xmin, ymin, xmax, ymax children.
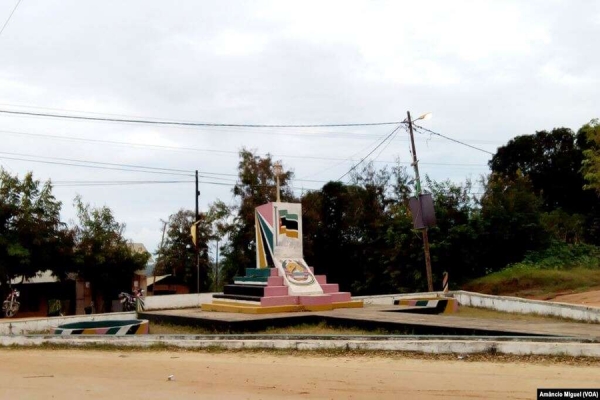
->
<box><xmin>0</xmin><ymin>169</ymin><xmax>73</xmax><ymax>290</ymax></box>
<box><xmin>580</xmin><ymin>119</ymin><xmax>600</xmax><ymax>195</ymax></box>
<box><xmin>205</xmin><ymin>200</ymin><xmax>232</xmax><ymax>291</ymax></box>
<box><xmin>306</xmin><ymin>164</ymin><xmax>399</xmax><ymax>295</ymax></box>
<box><xmin>71</xmin><ymin>196</ymin><xmax>149</xmax><ymax>311</ymax></box>
<box><xmin>477</xmin><ymin>173</ymin><xmax>549</xmax><ymax>273</ymax></box>
<box><xmin>425</xmin><ymin>177</ymin><xmax>483</xmax><ymax>283</ymax></box>
<box><xmin>154</xmin><ymin>209</ymin><xmax>212</xmax><ymax>292</ymax></box>
<box><xmin>489</xmin><ymin>127</ymin><xmax>593</xmax><ymax>214</ymax></box>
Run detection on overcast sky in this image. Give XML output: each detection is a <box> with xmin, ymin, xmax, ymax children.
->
<box><xmin>0</xmin><ymin>0</ymin><xmax>598</xmax><ymax>255</ymax></box>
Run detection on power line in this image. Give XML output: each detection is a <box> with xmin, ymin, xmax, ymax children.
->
<box><xmin>53</xmin><ymin>180</ymin><xmax>238</xmax><ymax>187</ymax></box>
<box><xmin>413</xmin><ymin>124</ymin><xmax>494</xmax><ymax>155</ymax></box>
<box><xmin>338</xmin><ymin>124</ymin><xmax>404</xmax><ymax>181</ymax></box>
<box><xmin>297</xmin><ymin>131</ymin><xmax>392</xmax><ymax>180</ymax></box>
<box><xmin>49</xmin><ymin>178</ymin><xmax>324</xmax><ymax>193</ymax></box>
<box><xmin>0</xmin><ymin>105</ymin><xmax>404</xmax><ymax>139</ymax></box>
<box><xmin>0</xmin><ymin>155</ymin><xmax>195</xmax><ymax>177</ymax></box>
<box><xmin>0</xmin><ymin>0</ymin><xmax>21</xmax><ymax>39</ymax></box>
<box><xmin>0</xmin><ymin>109</ymin><xmax>403</xmax><ymax>128</ymax></box>
<box><xmin>373</xmin><ymin>124</ymin><xmax>406</xmax><ymax>162</ymax></box>
<box><xmin>0</xmin><ymin>150</ymin><xmax>348</xmax><ymax>184</ymax></box>
<box><xmin>0</xmin><ymin>150</ymin><xmax>195</xmax><ymax>174</ymax></box>
<box><xmin>52</xmin><ymin>180</ymin><xmax>193</xmax><ymax>187</ymax></box>
<box><xmin>1</xmin><ymin>129</ymin><xmax>492</xmax><ymax>168</ymax></box>
<box><xmin>0</xmin><ymin>151</ymin><xmax>348</xmax><ymax>186</ymax></box>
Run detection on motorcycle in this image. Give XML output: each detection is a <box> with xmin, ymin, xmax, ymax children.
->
<box><xmin>119</xmin><ymin>289</ymin><xmax>145</xmax><ymax>312</ymax></box>
<box><xmin>2</xmin><ymin>288</ymin><xmax>20</xmax><ymax>318</ymax></box>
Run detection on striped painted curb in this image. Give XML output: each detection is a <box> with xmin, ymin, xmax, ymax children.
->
<box><xmin>393</xmin><ymin>298</ymin><xmax>458</xmax><ymax>314</ymax></box>
<box><xmin>53</xmin><ymin>319</ymin><xmax>148</xmax><ymax>335</ymax></box>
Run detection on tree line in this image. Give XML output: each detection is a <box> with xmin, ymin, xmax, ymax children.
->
<box><xmin>3</xmin><ymin>118</ymin><xmax>598</xmax><ymax>298</ymax></box>
<box><xmin>0</xmin><ymin>171</ymin><xmax>149</xmax><ymax>306</ymax></box>
<box><xmin>157</xmin><ymin>119</ymin><xmax>600</xmax><ymax>294</ymax></box>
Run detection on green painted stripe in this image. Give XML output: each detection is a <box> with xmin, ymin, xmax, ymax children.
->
<box><xmin>106</xmin><ymin>327</ymin><xmax>121</xmax><ymax>334</ymax></box>
<box><xmin>234</xmin><ymin>276</ymin><xmax>269</xmax><ymax>282</ymax></box>
<box><xmin>415</xmin><ymin>300</ymin><xmax>429</xmax><ymax>306</ymax></box>
<box><xmin>279</xmin><ymin>210</ymin><xmax>298</xmax><ymax>221</ymax></box>
<box><xmin>245</xmin><ymin>268</ymin><xmax>271</xmax><ymax>277</ymax></box>
<box><xmin>258</xmin><ymin>214</ymin><xmax>274</xmax><ymax>250</ymax></box>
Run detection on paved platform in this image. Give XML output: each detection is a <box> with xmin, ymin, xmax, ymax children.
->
<box><xmin>139</xmin><ymin>304</ymin><xmax>600</xmax><ymax>339</ymax></box>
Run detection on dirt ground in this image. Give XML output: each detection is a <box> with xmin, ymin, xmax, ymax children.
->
<box><xmin>551</xmin><ymin>289</ymin><xmax>600</xmax><ymax>307</ymax></box>
<box><xmin>0</xmin><ymin>350</ymin><xmax>598</xmax><ymax>400</ymax></box>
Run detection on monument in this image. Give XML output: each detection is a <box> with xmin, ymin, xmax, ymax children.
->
<box><xmin>202</xmin><ymin>201</ymin><xmax>363</xmax><ymax>313</ymax></box>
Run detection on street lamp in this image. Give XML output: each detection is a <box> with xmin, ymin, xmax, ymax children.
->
<box><xmin>405</xmin><ymin>111</ymin><xmax>434</xmax><ymax>293</ymax></box>
<box><xmin>415</xmin><ymin>112</ymin><xmax>432</xmax><ymax>122</ymax></box>
<box><xmin>274</xmin><ymin>161</ymin><xmax>283</xmax><ymax>202</ymax></box>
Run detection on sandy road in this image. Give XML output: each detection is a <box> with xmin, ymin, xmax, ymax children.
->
<box><xmin>552</xmin><ymin>289</ymin><xmax>600</xmax><ymax>307</ymax></box>
<box><xmin>0</xmin><ymin>350</ymin><xmax>598</xmax><ymax>399</ymax></box>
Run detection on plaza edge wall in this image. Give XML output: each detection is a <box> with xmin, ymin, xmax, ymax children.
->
<box><xmin>355</xmin><ymin>291</ymin><xmax>600</xmax><ymax>323</ymax></box>
<box><xmin>452</xmin><ymin>290</ymin><xmax>600</xmax><ymax>323</ymax></box>
<box><xmin>143</xmin><ymin>293</ymin><xmax>216</xmax><ymax>310</ymax></box>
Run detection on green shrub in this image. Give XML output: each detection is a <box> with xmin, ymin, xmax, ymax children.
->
<box><xmin>509</xmin><ymin>242</ymin><xmax>600</xmax><ymax>271</ymax></box>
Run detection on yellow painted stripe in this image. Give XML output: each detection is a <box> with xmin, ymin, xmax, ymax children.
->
<box><xmin>82</xmin><ymin>328</ymin><xmax>97</xmax><ymax>334</ymax></box>
<box><xmin>285</xmin><ymin>231</ymin><xmax>299</xmax><ymax>238</ymax></box>
<box><xmin>204</xmin><ymin>300</ymin><xmax>364</xmax><ymax>313</ymax></box>
<box><xmin>201</xmin><ymin>303</ymin><xmax>302</xmax><ymax>314</ymax></box>
<box><xmin>135</xmin><ymin>323</ymin><xmax>148</xmax><ymax>334</ymax></box>
<box><xmin>443</xmin><ymin>299</ymin><xmax>458</xmax><ymax>314</ymax></box>
<box><xmin>331</xmin><ymin>301</ymin><xmax>364</xmax><ymax>309</ymax></box>
<box><xmin>303</xmin><ymin>304</ymin><xmax>334</xmax><ymax>312</ymax></box>
<box><xmin>212</xmin><ymin>299</ymin><xmax>261</xmax><ymax>307</ymax></box>
<box><xmin>256</xmin><ymin>219</ymin><xmax>268</xmax><ymax>268</ymax></box>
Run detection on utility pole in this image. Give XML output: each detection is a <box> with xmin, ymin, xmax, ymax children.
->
<box><xmin>153</xmin><ymin>218</ymin><xmax>168</xmax><ymax>295</ymax></box>
<box><xmin>215</xmin><ymin>238</ymin><xmax>219</xmax><ymax>291</ymax></box>
<box><xmin>274</xmin><ymin>161</ymin><xmax>282</xmax><ymax>203</ymax></box>
<box><xmin>195</xmin><ymin>170</ymin><xmax>200</xmax><ymax>294</ymax></box>
<box><xmin>195</xmin><ymin>170</ymin><xmax>199</xmax><ymax>221</ymax></box>
<box><xmin>407</xmin><ymin>111</ymin><xmax>434</xmax><ymax>293</ymax></box>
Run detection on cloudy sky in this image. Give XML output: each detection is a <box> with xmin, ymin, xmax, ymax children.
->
<box><xmin>0</xmin><ymin>0</ymin><xmax>598</xmax><ymax>254</ymax></box>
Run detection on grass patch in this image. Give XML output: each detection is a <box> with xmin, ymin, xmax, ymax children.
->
<box><xmin>463</xmin><ymin>267</ymin><xmax>600</xmax><ymax>298</ymax></box>
<box><xmin>149</xmin><ymin>323</ymin><xmax>215</xmax><ymax>335</ymax></box>
<box><xmin>463</xmin><ymin>243</ymin><xmax>600</xmax><ymax>297</ymax></box>
<box><xmin>262</xmin><ymin>321</ymin><xmax>392</xmax><ymax>335</ymax></box>
<box><xmin>149</xmin><ymin>321</ymin><xmax>399</xmax><ymax>336</ymax></box>
<box><xmin>454</xmin><ymin>306</ymin><xmax>586</xmax><ymax>323</ymax></box>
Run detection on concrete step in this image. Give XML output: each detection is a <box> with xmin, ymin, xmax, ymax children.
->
<box><xmin>234</xmin><ymin>276</ymin><xmax>268</xmax><ymax>284</ymax></box>
<box><xmin>213</xmin><ymin>294</ymin><xmax>261</xmax><ymax>302</ymax></box>
<box><xmin>315</xmin><ymin>275</ymin><xmax>327</xmax><ymax>285</ymax></box>
<box><xmin>329</xmin><ymin>292</ymin><xmax>352</xmax><ymax>303</ymax></box>
<box><xmin>267</xmin><ymin>276</ymin><xmax>284</xmax><ymax>286</ymax></box>
<box><xmin>260</xmin><ymin>296</ymin><xmax>299</xmax><ymax>307</ymax></box>
<box><xmin>298</xmin><ymin>294</ymin><xmax>333</xmax><ymax>306</ymax></box>
<box><xmin>223</xmin><ymin>284</ymin><xmax>265</xmax><ymax>297</ymax></box>
<box><xmin>244</xmin><ymin>268</ymin><xmax>271</xmax><ymax>278</ymax></box>
<box><xmin>320</xmin><ymin>283</ymin><xmax>339</xmax><ymax>293</ymax></box>
<box><xmin>264</xmin><ymin>286</ymin><xmax>289</xmax><ymax>297</ymax></box>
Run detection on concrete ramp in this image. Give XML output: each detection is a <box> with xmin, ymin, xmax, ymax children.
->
<box><xmin>273</xmin><ymin>257</ymin><xmax>323</xmax><ymax>295</ymax></box>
